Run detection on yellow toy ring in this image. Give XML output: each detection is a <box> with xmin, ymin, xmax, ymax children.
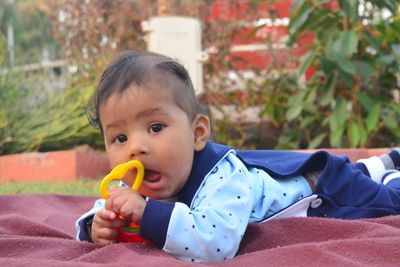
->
<box><xmin>99</xmin><ymin>160</ymin><xmax>144</xmax><ymax>199</ymax></box>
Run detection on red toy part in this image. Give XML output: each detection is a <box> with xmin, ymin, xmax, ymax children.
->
<box><xmin>116</xmin><ymin>225</ymin><xmax>150</xmax><ymax>244</ymax></box>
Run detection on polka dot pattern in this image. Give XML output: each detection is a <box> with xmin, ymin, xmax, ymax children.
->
<box><xmin>161</xmin><ymin>152</ymin><xmax>311</xmax><ymax>262</ymax></box>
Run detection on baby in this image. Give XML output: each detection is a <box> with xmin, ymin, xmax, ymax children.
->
<box><xmin>76</xmin><ymin>50</ymin><xmax>400</xmax><ymax>262</ymax></box>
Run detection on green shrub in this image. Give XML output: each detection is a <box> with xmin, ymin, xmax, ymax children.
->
<box><xmin>0</xmin><ymin>59</ymin><xmax>101</xmax><ymax>154</ymax></box>
<box><xmin>283</xmin><ymin>0</ymin><xmax>400</xmax><ymax>148</ymax></box>
<box><xmin>0</xmin><ymin>76</ymin><xmax>103</xmax><ymax>155</ymax></box>
<box><xmin>211</xmin><ymin>1</ymin><xmax>399</xmax><ymax>150</ymax></box>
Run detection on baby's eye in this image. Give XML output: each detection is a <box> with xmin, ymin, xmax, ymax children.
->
<box><xmin>149</xmin><ymin>123</ymin><xmax>166</xmax><ymax>134</ymax></box>
<box><xmin>113</xmin><ymin>134</ymin><xmax>128</xmax><ymax>144</ymax></box>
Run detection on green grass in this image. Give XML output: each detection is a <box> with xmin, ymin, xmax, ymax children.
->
<box><xmin>0</xmin><ymin>179</ymin><xmax>101</xmax><ymax>196</ymax></box>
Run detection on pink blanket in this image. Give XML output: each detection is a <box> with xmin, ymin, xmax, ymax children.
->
<box><xmin>1</xmin><ymin>194</ymin><xmax>400</xmax><ymax>266</ymax></box>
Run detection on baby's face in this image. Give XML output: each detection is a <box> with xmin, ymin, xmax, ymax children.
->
<box><xmin>99</xmin><ymin>86</ymin><xmax>197</xmax><ymax>199</ymax></box>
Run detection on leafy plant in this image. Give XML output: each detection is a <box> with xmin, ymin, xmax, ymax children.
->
<box><xmin>284</xmin><ymin>0</ymin><xmax>400</xmax><ymax>148</ymax></box>
<box><xmin>0</xmin><ymin>76</ymin><xmax>103</xmax><ymax>154</ymax></box>
<box><xmin>0</xmin><ymin>36</ymin><xmax>103</xmax><ymax>154</ymax></box>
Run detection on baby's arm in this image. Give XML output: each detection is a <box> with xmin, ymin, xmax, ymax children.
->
<box><xmin>141</xmin><ymin>155</ymin><xmax>255</xmax><ymax>262</ymax></box>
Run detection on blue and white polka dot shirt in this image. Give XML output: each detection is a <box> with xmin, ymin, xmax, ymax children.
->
<box><xmin>162</xmin><ymin>152</ymin><xmax>311</xmax><ymax>262</ymax></box>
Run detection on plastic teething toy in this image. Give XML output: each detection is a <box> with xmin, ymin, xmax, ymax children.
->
<box><xmin>99</xmin><ymin>160</ymin><xmax>149</xmax><ymax>243</ymax></box>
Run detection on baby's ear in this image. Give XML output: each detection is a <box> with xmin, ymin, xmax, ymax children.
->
<box><xmin>193</xmin><ymin>114</ymin><xmax>210</xmax><ymax>151</ymax></box>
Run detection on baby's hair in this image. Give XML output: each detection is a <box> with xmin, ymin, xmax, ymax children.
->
<box><xmin>87</xmin><ymin>50</ymin><xmax>204</xmax><ymax>132</ymax></box>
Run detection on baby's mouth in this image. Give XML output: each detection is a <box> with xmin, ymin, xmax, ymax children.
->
<box><xmin>144</xmin><ymin>169</ymin><xmax>162</xmax><ymax>183</ymax></box>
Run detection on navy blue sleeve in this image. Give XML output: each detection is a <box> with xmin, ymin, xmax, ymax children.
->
<box><xmin>77</xmin><ymin>214</ymin><xmax>94</xmax><ymax>242</ymax></box>
<box><xmin>140</xmin><ymin>199</ymin><xmax>174</xmax><ymax>248</ymax></box>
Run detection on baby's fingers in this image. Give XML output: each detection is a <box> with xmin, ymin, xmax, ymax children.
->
<box><xmin>97</xmin><ymin>208</ymin><xmax>117</xmax><ymax>221</ymax></box>
<box><xmin>92</xmin><ymin>227</ymin><xmax>119</xmax><ymax>246</ymax></box>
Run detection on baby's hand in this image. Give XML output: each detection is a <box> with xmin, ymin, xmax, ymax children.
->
<box><xmin>105</xmin><ymin>186</ymin><xmax>147</xmax><ymax>226</ymax></box>
<box><xmin>91</xmin><ymin>208</ymin><xmax>126</xmax><ymax>246</ymax></box>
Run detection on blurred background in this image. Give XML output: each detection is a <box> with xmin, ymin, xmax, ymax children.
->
<box><xmin>1</xmin><ymin>0</ymin><xmax>399</xmax><ymax>157</ymax></box>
